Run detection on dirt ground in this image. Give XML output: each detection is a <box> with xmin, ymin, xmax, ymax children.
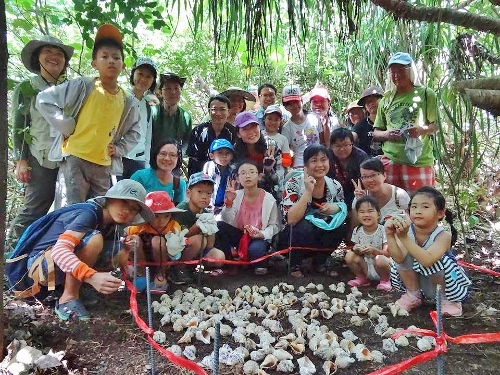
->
<box><xmin>3</xmin><ymin>239</ymin><xmax>500</xmax><ymax>375</ymax></box>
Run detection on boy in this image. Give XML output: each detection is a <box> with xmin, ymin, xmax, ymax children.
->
<box><xmin>202</xmin><ymin>138</ymin><xmax>236</xmax><ymax>215</ymax></box>
<box><xmin>5</xmin><ymin>180</ymin><xmax>154</xmax><ymax>321</ymax></box>
<box><xmin>262</xmin><ymin>105</ymin><xmax>292</xmax><ymax>197</ymax></box>
<box><xmin>174</xmin><ymin>173</ymin><xmax>226</xmax><ymax>282</ymax></box>
<box><xmin>36</xmin><ymin>24</ymin><xmax>140</xmax><ymax>205</ymax></box>
<box><xmin>127</xmin><ymin>191</ymin><xmax>187</xmax><ymax>293</ymax></box>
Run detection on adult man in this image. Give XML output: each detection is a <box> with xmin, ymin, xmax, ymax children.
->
<box><xmin>254</xmin><ymin>83</ymin><xmax>289</xmax><ymax>129</ymax></box>
<box><xmin>152</xmin><ymin>72</ymin><xmax>192</xmax><ymax>153</ymax></box>
<box><xmin>373</xmin><ymin>52</ymin><xmax>438</xmax><ymax>194</ymax></box>
<box><xmin>309</xmin><ymin>86</ymin><xmax>341</xmax><ymax>147</ymax></box>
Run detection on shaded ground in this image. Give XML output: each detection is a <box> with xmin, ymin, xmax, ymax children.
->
<box><xmin>3</xmin><ymin>240</ymin><xmax>500</xmax><ymax>375</ymax></box>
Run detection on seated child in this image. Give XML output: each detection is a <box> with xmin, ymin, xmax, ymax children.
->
<box><xmin>126</xmin><ymin>191</ymin><xmax>187</xmax><ymax>293</ymax></box>
<box><xmin>217</xmin><ymin>161</ymin><xmax>280</xmax><ymax>275</ymax></box>
<box><xmin>345</xmin><ymin>196</ymin><xmax>391</xmax><ymax>291</ymax></box>
<box><xmin>175</xmin><ymin>173</ymin><xmax>226</xmax><ymax>282</ymax></box>
<box><xmin>262</xmin><ymin>105</ymin><xmax>292</xmax><ymax>198</ymax></box>
<box><xmin>203</xmin><ymin>138</ymin><xmax>236</xmax><ymax>215</ymax></box>
<box><xmin>386</xmin><ymin>186</ymin><xmax>471</xmax><ymax>317</ymax></box>
<box><xmin>5</xmin><ymin>179</ymin><xmax>154</xmax><ymax>321</ymax></box>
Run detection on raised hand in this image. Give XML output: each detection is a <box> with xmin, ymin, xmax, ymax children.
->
<box><xmin>304</xmin><ymin>171</ymin><xmax>316</xmax><ymax>194</ymax></box>
<box><xmin>263</xmin><ymin>146</ymin><xmax>276</xmax><ymax>171</ymax></box>
<box><xmin>351</xmin><ymin>179</ymin><xmax>366</xmax><ymax>199</ymax></box>
<box><xmin>225</xmin><ymin>178</ymin><xmax>238</xmax><ymax>203</ymax></box>
<box><xmin>86</xmin><ymin>272</ymin><xmax>122</xmax><ymax>294</ymax></box>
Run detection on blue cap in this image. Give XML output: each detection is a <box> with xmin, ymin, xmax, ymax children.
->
<box><xmin>209</xmin><ymin>138</ymin><xmax>234</xmax><ymax>153</ymax></box>
<box><xmin>388</xmin><ymin>52</ymin><xmax>413</xmax><ymax>67</ymax></box>
<box><xmin>188</xmin><ymin>172</ymin><xmax>215</xmax><ymax>188</ymax></box>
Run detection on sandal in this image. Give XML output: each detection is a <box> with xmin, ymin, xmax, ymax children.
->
<box><xmin>206</xmin><ymin>268</ymin><xmax>225</xmax><ymax>277</ymax></box>
<box><xmin>55</xmin><ymin>299</ymin><xmax>90</xmax><ymax>321</ymax></box>
<box><xmin>347</xmin><ymin>276</ymin><xmax>371</xmax><ymax>287</ymax></box>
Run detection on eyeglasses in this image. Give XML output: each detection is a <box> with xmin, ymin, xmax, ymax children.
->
<box><xmin>238</xmin><ymin>170</ymin><xmax>258</xmax><ymax>176</ymax></box>
<box><xmin>210</xmin><ymin>107</ymin><xmax>229</xmax><ymax>113</ymax></box>
<box><xmin>389</xmin><ymin>66</ymin><xmax>410</xmax><ymax>75</ymax></box>
<box><xmin>360</xmin><ymin>173</ymin><xmax>381</xmax><ymax>180</ymax></box>
<box><xmin>332</xmin><ymin>143</ymin><xmax>353</xmax><ymax>150</ymax></box>
<box><xmin>158</xmin><ymin>152</ymin><xmax>178</xmax><ymax>159</ymax></box>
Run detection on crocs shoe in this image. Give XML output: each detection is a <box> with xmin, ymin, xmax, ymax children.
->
<box><xmin>376</xmin><ymin>280</ymin><xmax>392</xmax><ymax>291</ymax></box>
<box><xmin>55</xmin><ymin>299</ymin><xmax>90</xmax><ymax>321</ymax></box>
<box><xmin>395</xmin><ymin>292</ymin><xmax>422</xmax><ymax>313</ymax></box>
<box><xmin>347</xmin><ymin>276</ymin><xmax>371</xmax><ymax>287</ymax></box>
<box><xmin>441</xmin><ymin>300</ymin><xmax>462</xmax><ymax>317</ymax></box>
<box><xmin>254</xmin><ymin>267</ymin><xmax>268</xmax><ymax>275</ymax></box>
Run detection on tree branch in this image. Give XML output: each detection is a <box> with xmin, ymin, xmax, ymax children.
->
<box><xmin>370</xmin><ymin>0</ymin><xmax>500</xmax><ymax>36</ymax></box>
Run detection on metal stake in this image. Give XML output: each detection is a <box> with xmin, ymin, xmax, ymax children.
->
<box><xmin>287</xmin><ymin>225</ymin><xmax>293</xmax><ymax>275</ymax></box>
<box><xmin>146</xmin><ymin>267</ymin><xmax>156</xmax><ymax>375</ymax></box>
<box><xmin>436</xmin><ymin>284</ymin><xmax>444</xmax><ymax>375</ymax></box>
<box><xmin>213</xmin><ymin>321</ymin><xmax>221</xmax><ymax>375</ymax></box>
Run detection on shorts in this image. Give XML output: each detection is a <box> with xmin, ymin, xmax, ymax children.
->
<box><xmin>380</xmin><ymin>156</ymin><xmax>435</xmax><ymax>195</ymax></box>
<box><xmin>365</xmin><ymin>257</ymin><xmax>380</xmax><ymax>281</ymax></box>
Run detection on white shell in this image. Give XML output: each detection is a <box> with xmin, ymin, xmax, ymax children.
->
<box><xmin>306</xmin><ymin>283</ymin><xmax>316</xmax><ymax>289</ymax></box>
<box><xmin>341</xmin><ymin>330</ymin><xmax>358</xmax><ymax>341</ymax></box>
<box><xmin>298</xmin><ymin>286</ymin><xmax>307</xmax><ymax>293</ymax></box>
<box><xmin>290</xmin><ymin>341</ymin><xmax>305</xmax><ymax>354</ymax></box>
<box><xmin>276</xmin><ymin>359</ymin><xmax>295</xmax><ymax>373</ymax></box>
<box><xmin>335</xmin><ymin>353</ymin><xmax>355</xmax><ymax>369</ymax></box>
<box><xmin>297</xmin><ymin>355</ymin><xmax>316</xmax><ymax>375</ymax></box>
<box><xmin>309</xmin><ymin>309</ymin><xmax>319</xmax><ymax>319</ymax></box>
<box><xmin>382</xmin><ymin>338</ymin><xmax>398</xmax><ymax>353</ymax></box>
<box><xmin>177</xmin><ymin>329</ymin><xmax>194</xmax><ymax>344</ymax></box>
<box><xmin>273</xmin><ymin>349</ymin><xmax>293</xmax><ymax>361</ymax></box>
<box><xmin>395</xmin><ymin>335</ymin><xmax>410</xmax><ymax>347</ymax></box>
<box><xmin>195</xmin><ymin>329</ymin><xmax>211</xmax><ymax>344</ymax></box>
<box><xmin>153</xmin><ymin>331</ymin><xmax>166</xmax><ymax>344</ymax></box>
<box><xmin>260</xmin><ymin>354</ymin><xmax>278</xmax><ymax>369</ymax></box>
<box><xmin>166</xmin><ymin>344</ymin><xmax>182</xmax><ymax>357</ymax></box>
<box><xmin>322</xmin><ymin>360</ymin><xmax>336</xmax><ymax>375</ymax></box>
<box><xmin>417</xmin><ymin>337</ymin><xmax>435</xmax><ymax>352</ymax></box>
<box><xmin>182</xmin><ymin>345</ymin><xmax>196</xmax><ymax>360</ymax></box>
<box><xmin>350</xmin><ymin>315</ymin><xmax>363</xmax><ymax>327</ymax></box>
<box><xmin>371</xmin><ymin>350</ymin><xmax>385</xmax><ymax>363</ymax></box>
<box><xmin>220</xmin><ymin>323</ymin><xmax>233</xmax><ymax>336</ymax></box>
<box><xmin>243</xmin><ymin>360</ymin><xmax>260</xmax><ymax>375</ymax></box>
<box><xmin>314</xmin><ymin>346</ymin><xmax>336</xmax><ymax>361</ymax></box>
<box><xmin>250</xmin><ymin>349</ymin><xmax>267</xmax><ymax>362</ymax></box>
<box><xmin>355</xmin><ymin>346</ymin><xmax>374</xmax><ymax>361</ymax></box>
<box><xmin>336</xmin><ymin>282</ymin><xmax>346</xmax><ymax>293</ymax></box>
<box><xmin>340</xmin><ymin>339</ymin><xmax>355</xmax><ymax>354</ymax></box>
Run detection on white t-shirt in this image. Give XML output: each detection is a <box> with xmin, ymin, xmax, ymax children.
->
<box><xmin>262</xmin><ymin>132</ymin><xmax>290</xmax><ymax>168</ymax></box>
<box><xmin>282</xmin><ymin>112</ymin><xmax>322</xmax><ymax>167</ymax></box>
<box><xmin>351</xmin><ymin>224</ymin><xmax>386</xmax><ymax>251</ymax></box>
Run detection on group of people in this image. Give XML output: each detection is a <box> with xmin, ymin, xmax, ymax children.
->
<box><xmin>7</xmin><ymin>24</ymin><xmax>470</xmax><ymax>321</ymax></box>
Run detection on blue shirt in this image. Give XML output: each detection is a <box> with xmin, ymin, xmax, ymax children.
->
<box><xmin>131</xmin><ymin>167</ymin><xmax>186</xmax><ymax>203</ymax></box>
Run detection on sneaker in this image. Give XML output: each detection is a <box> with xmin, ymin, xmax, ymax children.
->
<box><xmin>395</xmin><ymin>292</ymin><xmax>423</xmax><ymax>313</ymax></box>
<box><xmin>441</xmin><ymin>300</ymin><xmax>462</xmax><ymax>317</ymax></box>
<box><xmin>149</xmin><ymin>282</ymin><xmax>169</xmax><ymax>294</ymax></box>
<box><xmin>168</xmin><ymin>267</ymin><xmax>194</xmax><ymax>285</ymax></box>
<box><xmin>347</xmin><ymin>276</ymin><xmax>371</xmax><ymax>287</ymax></box>
<box><xmin>55</xmin><ymin>299</ymin><xmax>90</xmax><ymax>321</ymax></box>
<box><xmin>376</xmin><ymin>280</ymin><xmax>392</xmax><ymax>291</ymax></box>
<box><xmin>254</xmin><ymin>267</ymin><xmax>268</xmax><ymax>275</ymax></box>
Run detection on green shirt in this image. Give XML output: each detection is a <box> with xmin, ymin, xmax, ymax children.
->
<box><xmin>151</xmin><ymin>105</ymin><xmax>192</xmax><ymax>152</ymax></box>
<box><xmin>374</xmin><ymin>86</ymin><xmax>438</xmax><ymax>167</ymax></box>
<box><xmin>175</xmin><ymin>201</ymin><xmax>209</xmax><ymax>230</ymax></box>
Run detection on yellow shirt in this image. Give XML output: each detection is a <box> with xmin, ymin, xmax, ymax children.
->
<box><xmin>62</xmin><ymin>80</ymin><xmax>125</xmax><ymax>165</ymax></box>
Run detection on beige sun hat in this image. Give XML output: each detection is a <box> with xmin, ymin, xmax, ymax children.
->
<box><xmin>21</xmin><ymin>35</ymin><xmax>74</xmax><ymax>73</ymax></box>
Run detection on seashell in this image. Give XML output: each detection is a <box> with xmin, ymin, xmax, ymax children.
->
<box><xmin>258</xmin><ymin>331</ymin><xmax>276</xmax><ymax>347</ymax></box>
<box><xmin>276</xmin><ymin>359</ymin><xmax>295</xmax><ymax>373</ymax></box>
<box><xmin>243</xmin><ymin>360</ymin><xmax>260</xmax><ymax>375</ymax></box>
<box><xmin>206</xmin><ymin>326</ymin><xmax>216</xmax><ymax>338</ymax></box>
<box><xmin>322</xmin><ymin>331</ymin><xmax>338</xmax><ymax>345</ymax></box>
<box><xmin>242</xmin><ymin>285</ymin><xmax>251</xmax><ymax>293</ymax></box>
<box><xmin>355</xmin><ymin>346</ymin><xmax>374</xmax><ymax>361</ymax></box>
<box><xmin>235</xmin><ymin>346</ymin><xmax>250</xmax><ymax>360</ymax></box>
<box><xmin>246</xmin><ymin>322</ymin><xmax>258</xmax><ymax>335</ymax></box>
<box><xmin>309</xmin><ymin>309</ymin><xmax>319</xmax><ymax>319</ymax></box>
<box><xmin>280</xmin><ymin>333</ymin><xmax>297</xmax><ymax>342</ymax></box>
<box><xmin>322</xmin><ymin>360</ymin><xmax>336</xmax><ymax>375</ymax></box>
<box><xmin>350</xmin><ymin>315</ymin><xmax>363</xmax><ymax>327</ymax></box>
<box><xmin>306</xmin><ymin>283</ymin><xmax>316</xmax><ymax>289</ymax></box>
<box><xmin>340</xmin><ymin>339</ymin><xmax>355</xmax><ymax>354</ymax></box>
<box><xmin>285</xmin><ymin>309</ymin><xmax>299</xmax><ymax>316</ymax></box>
<box><xmin>417</xmin><ymin>337</ymin><xmax>435</xmax><ymax>352</ymax></box>
<box><xmin>314</xmin><ymin>345</ymin><xmax>336</xmax><ymax>361</ymax></box>
<box><xmin>260</xmin><ymin>354</ymin><xmax>278</xmax><ymax>369</ymax></box>
<box><xmin>397</xmin><ymin>308</ymin><xmax>409</xmax><ymax>316</ymax></box>
<box><xmin>318</xmin><ymin>300</ymin><xmax>330</xmax><ymax>309</ymax></box>
<box><xmin>273</xmin><ymin>348</ymin><xmax>293</xmax><ymax>361</ymax></box>
<box><xmin>178</xmin><ymin>329</ymin><xmax>194</xmax><ymax>344</ymax></box>
<box><xmin>245</xmin><ymin>338</ymin><xmax>258</xmax><ymax>350</ymax></box>
<box><xmin>308</xmin><ymin>337</ymin><xmax>320</xmax><ymax>352</ymax></box>
<box><xmin>172</xmin><ymin>317</ymin><xmax>186</xmax><ymax>332</ymax></box>
<box><xmin>186</xmin><ymin>316</ymin><xmax>199</xmax><ymax>327</ymax></box>
<box><xmin>298</xmin><ymin>286</ymin><xmax>307</xmax><ymax>293</ymax></box>
<box><xmin>382</xmin><ymin>338</ymin><xmax>398</xmax><ymax>353</ymax></box>
<box><xmin>395</xmin><ymin>335</ymin><xmax>409</xmax><ymax>347</ymax></box>
<box><xmin>341</xmin><ymin>330</ymin><xmax>358</xmax><ymax>341</ymax></box>
<box><xmin>274</xmin><ymin>339</ymin><xmax>289</xmax><ymax>350</ymax></box>
<box><xmin>266</xmin><ymin>304</ymin><xmax>278</xmax><ymax>319</ymax></box>
<box><xmin>233</xmin><ymin>332</ymin><xmax>247</xmax><ymax>344</ymax></box>
<box><xmin>344</xmin><ymin>305</ymin><xmax>357</xmax><ymax>315</ymax></box>
<box><xmin>153</xmin><ymin>331</ymin><xmax>166</xmax><ymax>344</ymax></box>
<box><xmin>300</xmin><ymin>307</ymin><xmax>311</xmax><ymax>316</ymax></box>
<box><xmin>336</xmin><ymin>282</ymin><xmax>346</xmax><ymax>294</ymax></box>
<box><xmin>250</xmin><ymin>349</ymin><xmax>268</xmax><ymax>362</ymax></box>
<box><xmin>290</xmin><ymin>341</ymin><xmax>305</xmax><ymax>354</ymax></box>
<box><xmin>357</xmin><ymin>304</ymin><xmax>369</xmax><ymax>314</ymax></box>
<box><xmin>167</xmin><ymin>344</ymin><xmax>182</xmax><ymax>357</ymax></box>
<box><xmin>335</xmin><ymin>353</ymin><xmax>355</xmax><ymax>369</ymax></box>
<box><xmin>220</xmin><ymin>323</ymin><xmax>233</xmax><ymax>336</ymax></box>
<box><xmin>371</xmin><ymin>350</ymin><xmax>385</xmax><ymax>363</ymax></box>
<box><xmin>297</xmin><ymin>355</ymin><xmax>316</xmax><ymax>375</ymax></box>
<box><xmin>262</xmin><ymin>318</ymin><xmax>283</xmax><ymax>333</ymax></box>
<box><xmin>160</xmin><ymin>314</ymin><xmax>170</xmax><ymax>326</ymax></box>
<box><xmin>382</xmin><ymin>327</ymin><xmax>397</xmax><ymax>337</ymax></box>
<box><xmin>321</xmin><ymin>309</ymin><xmax>334</xmax><ymax>319</ymax></box>
<box><xmin>200</xmin><ymin>354</ymin><xmax>215</xmax><ymax>370</ymax></box>
<box><xmin>388</xmin><ymin>303</ymin><xmax>399</xmax><ymax>317</ymax></box>
<box><xmin>284</xmin><ymin>296</ymin><xmax>298</xmax><ymax>305</ymax></box>
<box><xmin>196</xmin><ymin>329</ymin><xmax>211</xmax><ymax>344</ymax></box>
<box><xmin>316</xmin><ymin>283</ymin><xmax>324</xmax><ymax>291</ymax></box>
<box><xmin>282</xmin><ymin>283</ymin><xmax>295</xmax><ymax>292</ymax></box>
<box><xmin>183</xmin><ymin>345</ymin><xmax>196</xmax><ymax>360</ymax></box>
<box><xmin>350</xmin><ymin>286</ymin><xmax>362</xmax><ymax>297</ymax></box>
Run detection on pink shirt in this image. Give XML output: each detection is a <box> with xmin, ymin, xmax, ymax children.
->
<box><xmin>236</xmin><ymin>189</ymin><xmax>265</xmax><ymax>230</ymax></box>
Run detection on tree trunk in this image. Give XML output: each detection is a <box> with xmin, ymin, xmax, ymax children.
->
<box><xmin>371</xmin><ymin>0</ymin><xmax>500</xmax><ymax>35</ymax></box>
<box><xmin>463</xmin><ymin>88</ymin><xmax>500</xmax><ymax>116</ymax></box>
<box><xmin>454</xmin><ymin>77</ymin><xmax>500</xmax><ymax>91</ymax></box>
<box><xmin>0</xmin><ymin>0</ymin><xmax>7</xmax><ymax>361</ymax></box>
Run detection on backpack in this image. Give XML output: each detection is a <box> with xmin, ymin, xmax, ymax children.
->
<box><xmin>5</xmin><ymin>203</ymin><xmax>100</xmax><ymax>298</ymax></box>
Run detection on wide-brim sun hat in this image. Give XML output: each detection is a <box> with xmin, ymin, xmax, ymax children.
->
<box><xmin>21</xmin><ymin>35</ymin><xmax>74</xmax><ymax>73</ymax></box>
<box><xmin>346</xmin><ymin>101</ymin><xmax>364</xmax><ymax>113</ymax></box>
<box><xmin>221</xmin><ymin>87</ymin><xmax>256</xmax><ymax>102</ymax></box>
<box><xmin>357</xmin><ymin>86</ymin><xmax>384</xmax><ymax>106</ymax></box>
<box><xmin>90</xmin><ymin>179</ymin><xmax>154</xmax><ymax>225</ymax></box>
<box><xmin>145</xmin><ymin>191</ymin><xmax>186</xmax><ymax>214</ymax></box>
<box><xmin>160</xmin><ymin>72</ymin><xmax>187</xmax><ymax>88</ymax></box>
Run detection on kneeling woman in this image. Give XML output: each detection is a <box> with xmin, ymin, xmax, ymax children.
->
<box><xmin>217</xmin><ymin>161</ymin><xmax>280</xmax><ymax>275</ymax></box>
<box><xmin>280</xmin><ymin>144</ymin><xmax>347</xmax><ymax>277</ymax></box>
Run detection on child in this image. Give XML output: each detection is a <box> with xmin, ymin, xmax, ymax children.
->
<box><xmin>203</xmin><ymin>138</ymin><xmax>236</xmax><ymax>215</ymax></box>
<box><xmin>233</xmin><ymin>111</ymin><xmax>280</xmax><ymax>200</ymax></box>
<box><xmin>5</xmin><ymin>179</ymin><xmax>154</xmax><ymax>321</ymax></box>
<box><xmin>8</xmin><ymin>35</ymin><xmax>74</xmax><ymax>251</ymax></box>
<box><xmin>262</xmin><ymin>105</ymin><xmax>292</xmax><ymax>197</ymax></box>
<box><xmin>385</xmin><ymin>186</ymin><xmax>471</xmax><ymax>316</ymax></box>
<box><xmin>174</xmin><ymin>173</ymin><xmax>226</xmax><ymax>282</ymax></box>
<box><xmin>36</xmin><ymin>24</ymin><xmax>140</xmax><ymax>204</ymax></box>
<box><xmin>126</xmin><ymin>191</ymin><xmax>187</xmax><ymax>293</ymax></box>
<box><xmin>345</xmin><ymin>196</ymin><xmax>391</xmax><ymax>291</ymax></box>
<box><xmin>217</xmin><ymin>161</ymin><xmax>280</xmax><ymax>275</ymax></box>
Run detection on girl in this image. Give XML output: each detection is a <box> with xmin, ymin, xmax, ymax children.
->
<box><xmin>345</xmin><ymin>196</ymin><xmax>391</xmax><ymax>291</ymax></box>
<box><xmin>386</xmin><ymin>186</ymin><xmax>471</xmax><ymax>316</ymax></box>
<box><xmin>234</xmin><ymin>111</ymin><xmax>280</xmax><ymax>200</ymax></box>
<box><xmin>217</xmin><ymin>161</ymin><xmax>280</xmax><ymax>275</ymax></box>
<box><xmin>131</xmin><ymin>139</ymin><xmax>186</xmax><ymax>204</ymax></box>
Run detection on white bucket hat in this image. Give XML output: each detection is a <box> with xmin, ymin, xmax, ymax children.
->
<box><xmin>21</xmin><ymin>35</ymin><xmax>74</xmax><ymax>73</ymax></box>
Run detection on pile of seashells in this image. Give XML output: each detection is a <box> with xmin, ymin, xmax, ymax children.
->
<box><xmin>151</xmin><ymin>282</ymin><xmax>435</xmax><ymax>374</ymax></box>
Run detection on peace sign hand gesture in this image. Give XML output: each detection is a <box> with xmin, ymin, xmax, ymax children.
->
<box><xmin>352</xmin><ymin>179</ymin><xmax>366</xmax><ymax>199</ymax></box>
<box><xmin>263</xmin><ymin>146</ymin><xmax>276</xmax><ymax>171</ymax></box>
<box><xmin>225</xmin><ymin>178</ymin><xmax>238</xmax><ymax>203</ymax></box>
<box><xmin>304</xmin><ymin>170</ymin><xmax>316</xmax><ymax>194</ymax></box>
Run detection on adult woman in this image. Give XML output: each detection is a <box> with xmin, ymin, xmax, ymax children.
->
<box><xmin>121</xmin><ymin>57</ymin><xmax>158</xmax><ymax>178</ymax></box>
<box><xmin>8</xmin><ymin>35</ymin><xmax>74</xmax><ymax>251</ymax></box>
<box><xmin>353</xmin><ymin>86</ymin><xmax>384</xmax><ymax>156</ymax></box>
<box><xmin>280</xmin><ymin>144</ymin><xmax>347</xmax><ymax>277</ymax></box>
<box><xmin>353</xmin><ymin>157</ymin><xmax>410</xmax><ymax>222</ymax></box>
<box><xmin>131</xmin><ymin>139</ymin><xmax>186</xmax><ymax>204</ymax></box>
<box><xmin>220</xmin><ymin>87</ymin><xmax>255</xmax><ymax>125</ymax></box>
<box><xmin>309</xmin><ymin>85</ymin><xmax>341</xmax><ymax>148</ymax></box>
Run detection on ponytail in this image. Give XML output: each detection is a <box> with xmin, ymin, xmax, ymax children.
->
<box><xmin>444</xmin><ymin>209</ymin><xmax>457</xmax><ymax>245</ymax></box>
